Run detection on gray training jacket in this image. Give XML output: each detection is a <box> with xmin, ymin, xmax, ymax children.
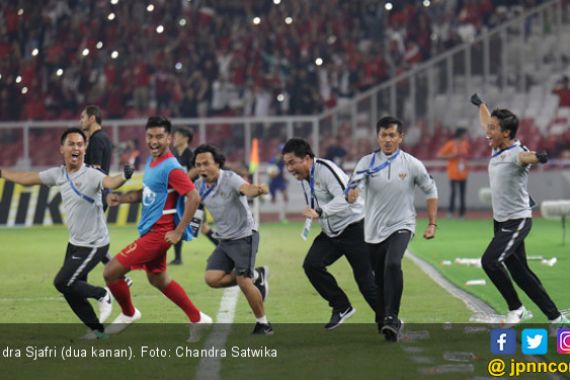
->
<box><xmin>299</xmin><ymin>158</ymin><xmax>364</xmax><ymax>238</ymax></box>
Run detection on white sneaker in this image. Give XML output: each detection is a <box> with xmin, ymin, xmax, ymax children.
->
<box><xmin>97</xmin><ymin>287</ymin><xmax>113</xmax><ymax>323</ymax></box>
<box><xmin>504</xmin><ymin>306</ymin><xmax>533</xmax><ymax>325</ymax></box>
<box><xmin>105</xmin><ymin>308</ymin><xmax>142</xmax><ymax>334</ymax></box>
<box><xmin>187</xmin><ymin>312</ymin><xmax>213</xmax><ymax>343</ymax></box>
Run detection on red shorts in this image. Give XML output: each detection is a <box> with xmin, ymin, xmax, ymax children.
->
<box><xmin>116</xmin><ymin>228</ymin><xmax>172</xmax><ymax>273</ymax></box>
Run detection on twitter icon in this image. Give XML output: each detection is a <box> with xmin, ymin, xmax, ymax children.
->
<box><xmin>522</xmin><ymin>329</ymin><xmax>548</xmax><ymax>355</ymax></box>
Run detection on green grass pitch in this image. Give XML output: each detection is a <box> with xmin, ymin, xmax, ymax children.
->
<box><xmin>1</xmin><ymin>218</ymin><xmax>567</xmax><ymax>324</ymax></box>
<box><xmin>1</xmin><ymin>218</ymin><xmax>567</xmax><ymax>379</ymax></box>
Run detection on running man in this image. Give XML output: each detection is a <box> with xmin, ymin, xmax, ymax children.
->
<box><xmin>282</xmin><ymin>138</ymin><xmax>377</xmax><ymax>330</ymax></box>
<box><xmin>471</xmin><ymin>93</ymin><xmax>569</xmax><ymax>327</ymax></box>
<box><xmin>0</xmin><ymin>128</ymin><xmax>133</xmax><ymax>339</ymax></box>
<box><xmin>348</xmin><ymin>116</ymin><xmax>438</xmax><ymax>341</ymax></box>
<box><xmin>193</xmin><ymin>144</ymin><xmax>272</xmax><ymax>335</ymax></box>
<box><xmin>103</xmin><ymin>116</ymin><xmax>211</xmax><ymax>342</ymax></box>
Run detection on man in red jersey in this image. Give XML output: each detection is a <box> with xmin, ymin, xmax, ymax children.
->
<box><xmin>104</xmin><ymin>116</ymin><xmax>212</xmax><ymax>342</ymax></box>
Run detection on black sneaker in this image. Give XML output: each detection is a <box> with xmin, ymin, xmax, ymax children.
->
<box><xmin>253</xmin><ymin>266</ymin><xmax>269</xmax><ymax>301</ymax></box>
<box><xmin>380</xmin><ymin>316</ymin><xmax>402</xmax><ymax>342</ymax></box>
<box><xmin>169</xmin><ymin>259</ymin><xmax>183</xmax><ymax>266</ymax></box>
<box><xmin>252</xmin><ymin>322</ymin><xmax>274</xmax><ymax>335</ymax></box>
<box><xmin>324</xmin><ymin>306</ymin><xmax>356</xmax><ymax>330</ymax></box>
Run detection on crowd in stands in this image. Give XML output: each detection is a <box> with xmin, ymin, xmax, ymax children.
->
<box><xmin>0</xmin><ymin>0</ymin><xmax>545</xmax><ymax>122</ymax></box>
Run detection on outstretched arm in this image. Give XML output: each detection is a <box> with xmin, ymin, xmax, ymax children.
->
<box><xmin>106</xmin><ymin>189</ymin><xmax>143</xmax><ymax>206</ymax></box>
<box><xmin>102</xmin><ymin>166</ymin><xmax>134</xmax><ymax>190</ymax></box>
<box><xmin>519</xmin><ymin>150</ymin><xmax>549</xmax><ymax>166</ymax></box>
<box><xmin>0</xmin><ymin>169</ymin><xmax>42</xmax><ymax>186</ymax></box>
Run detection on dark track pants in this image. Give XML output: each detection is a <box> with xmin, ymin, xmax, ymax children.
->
<box><xmin>303</xmin><ymin>221</ymin><xmax>377</xmax><ymax>314</ymax></box>
<box><xmin>368</xmin><ymin>230</ymin><xmax>412</xmax><ymax>323</ymax></box>
<box><xmin>53</xmin><ymin>243</ymin><xmax>108</xmax><ymax>332</ymax></box>
<box><xmin>481</xmin><ymin>218</ymin><xmax>559</xmax><ymax>320</ymax></box>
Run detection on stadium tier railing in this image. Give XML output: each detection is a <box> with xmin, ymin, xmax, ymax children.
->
<box><xmin>0</xmin><ymin>0</ymin><xmax>568</xmax><ymax>171</ymax></box>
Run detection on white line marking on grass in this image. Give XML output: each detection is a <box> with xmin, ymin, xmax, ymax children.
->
<box><xmin>406</xmin><ymin>250</ymin><xmax>496</xmax><ymax>315</ymax></box>
<box><xmin>195</xmin><ymin>285</ymin><xmax>240</xmax><ymax>380</ymax></box>
<box><xmin>0</xmin><ymin>294</ymin><xmax>168</xmax><ymax>302</ymax></box>
<box><xmin>0</xmin><ymin>297</ymin><xmax>64</xmax><ymax>302</ymax></box>
<box><xmin>407</xmin><ymin>251</ymin><xmax>562</xmax><ymax>380</ymax></box>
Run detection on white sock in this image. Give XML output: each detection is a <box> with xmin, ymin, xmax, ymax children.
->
<box><xmin>253</xmin><ymin>269</ymin><xmax>259</xmax><ymax>281</ymax></box>
<box><xmin>256</xmin><ymin>315</ymin><xmax>268</xmax><ymax>324</ymax></box>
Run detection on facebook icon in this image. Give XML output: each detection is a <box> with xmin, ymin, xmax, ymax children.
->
<box><xmin>491</xmin><ymin>329</ymin><xmax>516</xmax><ymax>354</ymax></box>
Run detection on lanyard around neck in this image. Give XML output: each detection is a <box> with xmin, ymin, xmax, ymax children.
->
<box><xmin>65</xmin><ymin>169</ymin><xmax>95</xmax><ymax>204</ymax></box>
<box><xmin>199</xmin><ymin>179</ymin><xmax>218</xmax><ymax>201</ymax></box>
<box><xmin>492</xmin><ymin>143</ymin><xmax>518</xmax><ymax>158</ymax></box>
<box><xmin>357</xmin><ymin>149</ymin><xmax>400</xmax><ymax>175</ymax></box>
<box><xmin>300</xmin><ymin>161</ymin><xmax>316</xmax><ymax>209</ymax></box>
<box><xmin>345</xmin><ymin>150</ymin><xmax>400</xmax><ymax>193</ymax></box>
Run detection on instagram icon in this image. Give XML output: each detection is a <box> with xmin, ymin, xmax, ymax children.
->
<box><xmin>557</xmin><ymin>329</ymin><xmax>570</xmax><ymax>354</ymax></box>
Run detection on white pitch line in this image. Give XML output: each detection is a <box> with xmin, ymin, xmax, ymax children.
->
<box><xmin>0</xmin><ymin>293</ymin><xmax>168</xmax><ymax>302</ymax></box>
<box><xmin>195</xmin><ymin>285</ymin><xmax>240</xmax><ymax>380</ymax></box>
<box><xmin>406</xmin><ymin>250</ymin><xmax>496</xmax><ymax>315</ymax></box>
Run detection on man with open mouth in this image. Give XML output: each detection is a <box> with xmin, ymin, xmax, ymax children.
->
<box><xmin>471</xmin><ymin>93</ymin><xmax>569</xmax><ymax>329</ymax></box>
<box><xmin>0</xmin><ymin>127</ymin><xmax>133</xmax><ymax>339</ymax></box>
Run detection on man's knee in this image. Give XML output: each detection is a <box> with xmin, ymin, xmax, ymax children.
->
<box><xmin>481</xmin><ymin>253</ymin><xmax>501</xmax><ymax>271</ymax></box>
<box><xmin>303</xmin><ymin>255</ymin><xmax>322</xmax><ymax>274</ymax></box>
<box><xmin>102</xmin><ymin>265</ymin><xmax>116</xmax><ymax>283</ymax></box>
<box><xmin>53</xmin><ymin>276</ymin><xmax>70</xmax><ymax>294</ymax></box>
<box><xmin>204</xmin><ymin>271</ymin><xmax>223</xmax><ymax>288</ymax></box>
<box><xmin>103</xmin><ymin>259</ymin><xmax>127</xmax><ymax>283</ymax></box>
<box><xmin>145</xmin><ymin>272</ymin><xmax>169</xmax><ymax>289</ymax></box>
<box><xmin>384</xmin><ymin>259</ymin><xmax>402</xmax><ymax>274</ymax></box>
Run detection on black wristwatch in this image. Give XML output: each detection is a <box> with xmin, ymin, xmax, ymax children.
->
<box><xmin>316</xmin><ymin>208</ymin><xmax>323</xmax><ymax>217</ymax></box>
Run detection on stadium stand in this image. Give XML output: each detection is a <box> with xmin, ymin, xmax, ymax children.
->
<box><xmin>1</xmin><ymin>0</ymin><xmax>569</xmax><ymax>166</ymax></box>
<box><xmin>0</xmin><ymin>0</ymin><xmax>551</xmax><ymax>120</ymax></box>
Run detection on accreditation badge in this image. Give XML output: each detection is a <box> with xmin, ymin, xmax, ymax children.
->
<box><xmin>300</xmin><ymin>218</ymin><xmax>312</xmax><ymax>241</ymax></box>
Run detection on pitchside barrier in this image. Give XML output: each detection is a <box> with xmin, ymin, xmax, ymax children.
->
<box><xmin>2</xmin><ymin>169</ymin><xmax>570</xmax><ymax>226</ymax></box>
<box><xmin>540</xmin><ymin>200</ymin><xmax>570</xmax><ymax>245</ymax></box>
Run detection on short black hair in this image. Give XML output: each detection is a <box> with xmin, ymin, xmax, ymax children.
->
<box><xmin>146</xmin><ymin>116</ymin><xmax>172</xmax><ymax>133</ymax></box>
<box><xmin>281</xmin><ymin>138</ymin><xmax>315</xmax><ymax>159</ymax></box>
<box><xmin>174</xmin><ymin>127</ymin><xmax>194</xmax><ymax>143</ymax></box>
<box><xmin>60</xmin><ymin>127</ymin><xmax>86</xmax><ymax>145</ymax></box>
<box><xmin>193</xmin><ymin>144</ymin><xmax>226</xmax><ymax>168</ymax></box>
<box><xmin>491</xmin><ymin>108</ymin><xmax>518</xmax><ymax>139</ymax></box>
<box><xmin>454</xmin><ymin>127</ymin><xmax>467</xmax><ymax>139</ymax></box>
<box><xmin>84</xmin><ymin>105</ymin><xmax>102</xmax><ymax>125</ymax></box>
<box><xmin>376</xmin><ymin>116</ymin><xmax>404</xmax><ymax>135</ymax></box>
